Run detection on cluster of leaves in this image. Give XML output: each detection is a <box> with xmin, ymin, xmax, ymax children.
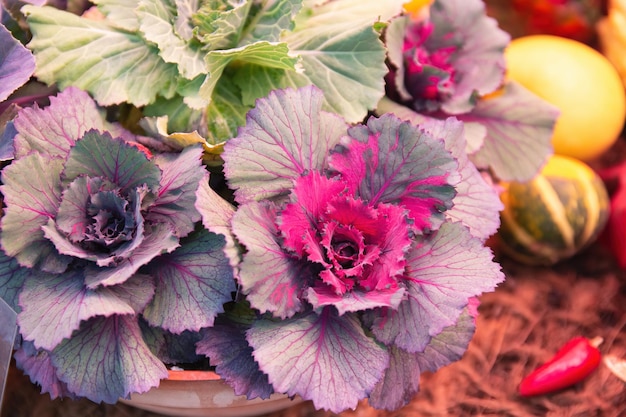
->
<box><xmin>0</xmin><ymin>0</ymin><xmax>561</xmax><ymax>413</ymax></box>
<box><xmin>0</xmin><ymin>86</ymin><xmax>236</xmax><ymax>403</ymax></box>
<box><xmin>382</xmin><ymin>0</ymin><xmax>559</xmax><ymax>182</ymax></box>
<box><xmin>195</xmin><ymin>86</ymin><xmax>505</xmax><ymax>412</ymax></box>
<box><xmin>20</xmin><ymin>0</ymin><xmax>407</xmax><ymax>148</ymax></box>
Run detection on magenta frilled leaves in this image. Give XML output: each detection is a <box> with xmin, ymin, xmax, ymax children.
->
<box><xmin>279</xmin><ymin>171</ymin><xmax>411</xmax><ymax>313</ymax></box>
<box><xmin>218</xmin><ymin>85</ymin><xmax>504</xmax><ymax>412</ymax></box>
<box><xmin>402</xmin><ymin>21</ymin><xmax>458</xmax><ymax>105</ymax></box>
<box><xmin>383</xmin><ymin>0</ymin><xmax>559</xmax><ymax>183</ymax></box>
<box><xmin>387</xmin><ymin>0</ymin><xmax>510</xmax><ymax>115</ymax></box>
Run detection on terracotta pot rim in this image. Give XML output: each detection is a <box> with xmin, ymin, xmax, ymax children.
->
<box><xmin>166</xmin><ymin>369</ymin><xmax>221</xmax><ymax>381</ymax></box>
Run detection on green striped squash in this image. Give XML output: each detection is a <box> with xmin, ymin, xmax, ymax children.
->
<box><xmin>498</xmin><ymin>155</ymin><xmax>610</xmax><ymax>265</ymax></box>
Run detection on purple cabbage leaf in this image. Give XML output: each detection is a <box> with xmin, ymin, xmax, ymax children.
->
<box><xmin>13</xmin><ymin>341</ymin><xmax>76</xmax><ymax>401</ymax></box>
<box><xmin>194</xmin><ymin>173</ymin><xmax>240</xmax><ymax>271</ymax></box>
<box><xmin>368</xmin><ymin>306</ymin><xmax>476</xmax><ymax>410</ymax></box>
<box><xmin>197</xmin><ymin>306</ymin><xmax>274</xmax><ymax>400</ymax></box>
<box><xmin>142</xmin><ymin>229</ymin><xmax>236</xmax><ymax>333</ymax></box>
<box><xmin>17</xmin><ymin>271</ymin><xmax>154</xmax><ymax>351</ymax></box>
<box><xmin>50</xmin><ymin>314</ymin><xmax>168</xmax><ymax>403</ymax></box>
<box><xmin>420</xmin><ymin>117</ymin><xmax>503</xmax><ymax>240</ymax></box>
<box><xmin>458</xmin><ymin>81</ymin><xmax>560</xmax><ymax>182</ymax></box>
<box><xmin>0</xmin><ymin>23</ymin><xmax>35</xmax><ymax>103</ymax></box>
<box><xmin>0</xmin><ymin>152</ymin><xmax>69</xmax><ymax>273</ymax></box>
<box><xmin>386</xmin><ymin>0</ymin><xmax>509</xmax><ymax>115</ymax></box>
<box><xmin>139</xmin><ymin>320</ymin><xmax>205</xmax><ymax>366</ymax></box>
<box><xmin>0</xmin><ymin>249</ymin><xmax>28</xmax><ymax>312</ymax></box>
<box><xmin>231</xmin><ymin>201</ymin><xmax>312</xmax><ymax>319</ymax></box>
<box><xmin>222</xmin><ymin>87</ymin><xmax>348</xmax><ymax>204</ymax></box>
<box><xmin>11</xmin><ymin>86</ymin><xmax>107</xmax><ymax>159</ymax></box>
<box><xmin>246</xmin><ymin>308</ymin><xmax>390</xmax><ymax>413</ymax></box>
<box><xmin>369</xmin><ymin>221</ymin><xmax>503</xmax><ymax>353</ymax></box>
<box><xmin>0</xmin><ymin>85</ymin><xmax>236</xmax><ymax>403</ymax></box>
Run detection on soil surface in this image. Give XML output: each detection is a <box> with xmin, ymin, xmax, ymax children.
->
<box><xmin>3</xmin><ymin>138</ymin><xmax>626</xmax><ymax>416</ymax></box>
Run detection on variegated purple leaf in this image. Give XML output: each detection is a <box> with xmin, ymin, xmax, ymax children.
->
<box><xmin>232</xmin><ymin>201</ymin><xmax>310</xmax><ymax>318</ymax></box>
<box><xmin>421</xmin><ymin>117</ymin><xmax>502</xmax><ymax>240</ymax></box>
<box><xmin>0</xmin><ymin>24</ymin><xmax>35</xmax><ymax>102</ymax></box>
<box><xmin>195</xmin><ymin>174</ymin><xmax>239</xmax><ymax>270</ymax></box>
<box><xmin>51</xmin><ymin>315</ymin><xmax>168</xmax><ymax>403</ymax></box>
<box><xmin>106</xmin><ymin>274</ymin><xmax>156</xmax><ymax>314</ymax></box>
<box><xmin>18</xmin><ymin>269</ymin><xmax>153</xmax><ymax>350</ymax></box>
<box><xmin>368</xmin><ymin>307</ymin><xmax>475</xmax><ymax>410</ymax></box>
<box><xmin>147</xmin><ymin>145</ymin><xmax>205</xmax><ymax>237</ymax></box>
<box><xmin>416</xmin><ymin>306</ymin><xmax>475</xmax><ymax>372</ymax></box>
<box><xmin>0</xmin><ymin>115</ymin><xmax>18</xmax><ymax>161</ymax></box>
<box><xmin>83</xmin><ymin>223</ymin><xmax>180</xmax><ymax>288</ymax></box>
<box><xmin>13</xmin><ymin>341</ymin><xmax>76</xmax><ymax>400</ymax></box>
<box><xmin>12</xmin><ymin>87</ymin><xmax>105</xmax><ymax>159</ymax></box>
<box><xmin>0</xmin><ymin>153</ymin><xmax>70</xmax><ymax>273</ymax></box>
<box><xmin>140</xmin><ymin>321</ymin><xmax>204</xmax><ymax>365</ymax></box>
<box><xmin>371</xmin><ymin>221</ymin><xmax>503</xmax><ymax>352</ymax></box>
<box><xmin>0</xmin><ymin>249</ymin><xmax>28</xmax><ymax>312</ymax></box>
<box><xmin>63</xmin><ymin>130</ymin><xmax>161</xmax><ymax>193</ymax></box>
<box><xmin>198</xmin><ymin>321</ymin><xmax>273</xmax><ymax>399</ymax></box>
<box><xmin>331</xmin><ymin>114</ymin><xmax>457</xmax><ymax>232</ymax></box>
<box><xmin>223</xmin><ymin>86</ymin><xmax>347</xmax><ymax>204</ymax></box>
<box><xmin>142</xmin><ymin>229</ymin><xmax>236</xmax><ymax>333</ymax></box>
<box><xmin>247</xmin><ymin>308</ymin><xmax>389</xmax><ymax>413</ymax></box>
<box><xmin>368</xmin><ymin>345</ymin><xmax>420</xmax><ymax>411</ymax></box>
<box><xmin>460</xmin><ymin>81</ymin><xmax>558</xmax><ymax>182</ymax></box>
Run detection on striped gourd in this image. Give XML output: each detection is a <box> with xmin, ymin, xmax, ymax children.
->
<box><xmin>497</xmin><ymin>155</ymin><xmax>610</xmax><ymax>265</ymax></box>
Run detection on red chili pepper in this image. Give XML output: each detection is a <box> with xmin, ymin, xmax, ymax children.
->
<box><xmin>519</xmin><ymin>336</ymin><xmax>602</xmax><ymax>397</ymax></box>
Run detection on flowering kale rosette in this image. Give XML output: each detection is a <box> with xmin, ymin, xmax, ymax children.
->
<box><xmin>195</xmin><ymin>86</ymin><xmax>505</xmax><ymax>412</ymax></box>
<box><xmin>0</xmin><ymin>87</ymin><xmax>235</xmax><ymax>402</ymax></box>
<box><xmin>382</xmin><ymin>0</ymin><xmax>559</xmax><ymax>182</ymax></box>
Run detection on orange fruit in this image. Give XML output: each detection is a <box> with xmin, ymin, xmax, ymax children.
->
<box><xmin>505</xmin><ymin>34</ymin><xmax>626</xmax><ymax>161</ymax></box>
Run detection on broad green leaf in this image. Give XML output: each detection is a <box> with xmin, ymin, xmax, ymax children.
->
<box><xmin>137</xmin><ymin>0</ymin><xmax>207</xmax><ymax>79</ymax></box>
<box><xmin>23</xmin><ymin>5</ymin><xmax>178</xmax><ymax>106</ymax></box>
<box><xmin>240</xmin><ymin>0</ymin><xmax>302</xmax><ymax>44</ymax></box>
<box><xmin>283</xmin><ymin>0</ymin><xmax>406</xmax><ymax>122</ymax></box>
<box><xmin>92</xmin><ymin>0</ymin><xmax>141</xmax><ymax>31</ymax></box>
<box><xmin>195</xmin><ymin>41</ymin><xmax>297</xmax><ymax>108</ymax></box>
<box><xmin>205</xmin><ymin>74</ymin><xmax>251</xmax><ymax>143</ymax></box>
<box><xmin>233</xmin><ymin>64</ymin><xmax>290</xmax><ymax>106</ymax></box>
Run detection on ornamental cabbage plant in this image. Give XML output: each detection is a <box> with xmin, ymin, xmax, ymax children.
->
<box><xmin>21</xmin><ymin>0</ymin><xmax>407</xmax><ymax>148</ymax></box>
<box><xmin>382</xmin><ymin>0</ymin><xmax>560</xmax><ymax>182</ymax></box>
<box><xmin>0</xmin><ymin>87</ymin><xmax>236</xmax><ymax>403</ymax></box>
<box><xmin>195</xmin><ymin>85</ymin><xmax>505</xmax><ymax>412</ymax></box>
